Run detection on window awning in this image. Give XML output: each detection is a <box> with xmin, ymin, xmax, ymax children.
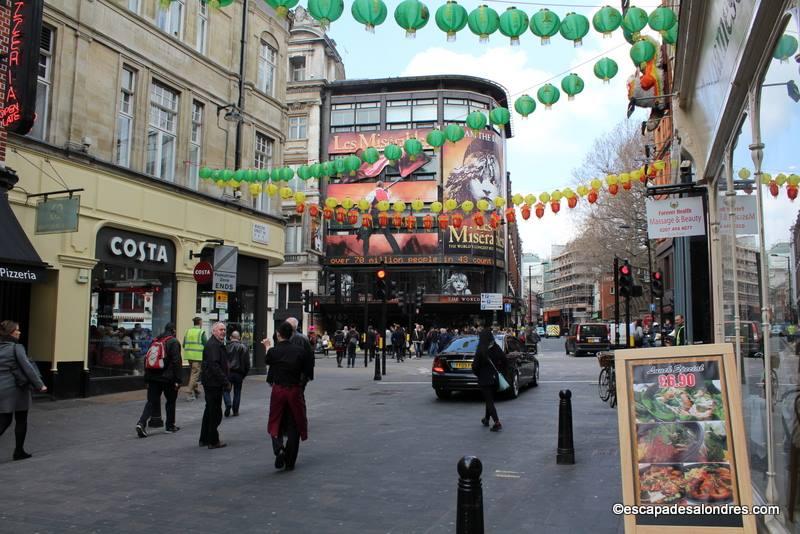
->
<box><xmin>0</xmin><ymin>172</ymin><xmax>48</xmax><ymax>283</ymax></box>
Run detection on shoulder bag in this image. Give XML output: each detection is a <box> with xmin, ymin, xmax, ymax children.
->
<box><xmin>488</xmin><ymin>357</ymin><xmax>510</xmax><ymax>393</ymax></box>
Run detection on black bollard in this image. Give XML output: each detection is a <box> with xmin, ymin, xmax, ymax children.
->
<box><xmin>373</xmin><ymin>343</ymin><xmax>382</xmax><ymax>380</ymax></box>
<box><xmin>556</xmin><ymin>389</ymin><xmax>575</xmax><ymax>465</ymax></box>
<box><xmin>456</xmin><ymin>456</ymin><xmax>484</xmax><ymax>534</ymax></box>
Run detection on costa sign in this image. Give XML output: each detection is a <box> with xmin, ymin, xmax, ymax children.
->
<box><xmin>0</xmin><ymin>0</ymin><xmax>44</xmax><ymax>134</ymax></box>
<box><xmin>109</xmin><ymin>236</ymin><xmax>169</xmax><ymax>264</ymax></box>
<box><xmin>193</xmin><ymin>261</ymin><xmax>213</xmax><ymax>284</ymax></box>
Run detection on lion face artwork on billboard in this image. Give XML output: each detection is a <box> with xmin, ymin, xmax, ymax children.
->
<box><xmin>443</xmin><ymin>134</ymin><xmax>503</xmax><ymax>205</ymax></box>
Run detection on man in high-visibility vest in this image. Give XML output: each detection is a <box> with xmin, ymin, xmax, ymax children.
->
<box><xmin>183</xmin><ymin>317</ymin><xmax>207</xmax><ymax>400</ymax></box>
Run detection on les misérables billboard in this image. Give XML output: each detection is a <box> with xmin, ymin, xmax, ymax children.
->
<box><xmin>324</xmin><ymin>128</ymin><xmax>505</xmax><ymax>267</ymax></box>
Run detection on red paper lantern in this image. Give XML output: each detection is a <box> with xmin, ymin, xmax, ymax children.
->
<box><xmin>550</xmin><ymin>201</ymin><xmax>560</xmax><ymax>214</ymax></box>
<box><xmin>769</xmin><ymin>181</ymin><xmax>779</xmax><ymax>198</ymax></box>
<box><xmin>405</xmin><ymin>215</ymin><xmax>416</xmax><ymax>230</ymax></box>
<box><xmin>608</xmin><ymin>184</ymin><xmax>619</xmax><ymax>195</ymax></box>
<box><xmin>452</xmin><ymin>213</ymin><xmax>464</xmax><ymax>228</ymax></box>
<box><xmin>521</xmin><ymin>204</ymin><xmax>531</xmax><ymax>220</ymax></box>
<box><xmin>309</xmin><ymin>204</ymin><xmax>320</xmax><ymax>217</ymax></box>
<box><xmin>489</xmin><ymin>213</ymin><xmax>501</xmax><ymax>229</ymax></box>
<box><xmin>473</xmin><ymin>213</ymin><xmax>485</xmax><ymax>227</ymax></box>
<box><xmin>622</xmin><ymin>181</ymin><xmax>632</xmax><ymax>191</ymax></box>
<box><xmin>587</xmin><ymin>191</ymin><xmax>598</xmax><ymax>204</ymax></box>
<box><xmin>392</xmin><ymin>213</ymin><xmax>403</xmax><ymax>227</ymax></box>
<box><xmin>423</xmin><ymin>214</ymin><xmax>434</xmax><ymax>230</ymax></box>
<box><xmin>347</xmin><ymin>209</ymin><xmax>359</xmax><ymax>225</ymax></box>
<box><xmin>639</xmin><ymin>173</ymin><xmax>647</xmax><ymax>184</ymax></box>
<box><xmin>335</xmin><ymin>207</ymin><xmax>346</xmax><ymax>223</ymax></box>
<box><xmin>743</xmin><ymin>184</ymin><xmax>753</xmax><ymax>195</ymax></box>
<box><xmin>535</xmin><ymin>202</ymin><xmax>545</xmax><ymax>219</ymax></box>
<box><xmin>438</xmin><ymin>214</ymin><xmax>449</xmax><ymax>230</ymax></box>
<box><xmin>378</xmin><ymin>212</ymin><xmax>389</xmax><ymax>227</ymax></box>
<box><xmin>295</xmin><ymin>203</ymin><xmax>305</xmax><ymax>214</ymax></box>
<box><xmin>505</xmin><ymin>207</ymin><xmax>515</xmax><ymax>223</ymax></box>
<box><xmin>323</xmin><ymin>207</ymin><xmax>333</xmax><ymax>220</ymax></box>
<box><xmin>361</xmin><ymin>213</ymin><xmax>373</xmax><ymax>228</ymax></box>
<box><xmin>789</xmin><ymin>185</ymin><xmax>798</xmax><ymax>201</ymax></box>
<box><xmin>567</xmin><ymin>196</ymin><xmax>578</xmax><ymax>209</ymax></box>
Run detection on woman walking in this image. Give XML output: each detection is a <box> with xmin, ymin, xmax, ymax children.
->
<box><xmin>0</xmin><ymin>320</ymin><xmax>47</xmax><ymax>460</ymax></box>
<box><xmin>471</xmin><ymin>328</ymin><xmax>506</xmax><ymax>432</ymax></box>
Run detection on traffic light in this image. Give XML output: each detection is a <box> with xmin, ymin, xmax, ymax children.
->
<box><xmin>327</xmin><ymin>272</ymin><xmax>337</xmax><ymax>296</ymax></box>
<box><xmin>389</xmin><ymin>279</ymin><xmax>399</xmax><ymax>300</ymax></box>
<box><xmin>397</xmin><ymin>288</ymin><xmax>405</xmax><ymax>308</ymax></box>
<box><xmin>415</xmin><ymin>287</ymin><xmax>424</xmax><ymax>308</ymax></box>
<box><xmin>651</xmin><ymin>271</ymin><xmax>664</xmax><ymax>298</ymax></box>
<box><xmin>375</xmin><ymin>268</ymin><xmax>387</xmax><ymax>301</ymax></box>
<box><xmin>618</xmin><ymin>261</ymin><xmax>633</xmax><ymax>298</ymax></box>
<box><xmin>302</xmin><ymin>290</ymin><xmax>310</xmax><ymax>312</ymax></box>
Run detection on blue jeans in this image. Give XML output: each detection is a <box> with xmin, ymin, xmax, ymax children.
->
<box><xmin>223</xmin><ymin>375</ymin><xmax>244</xmax><ymax>414</ymax></box>
<box><xmin>428</xmin><ymin>342</ymin><xmax>438</xmax><ymax>356</ymax></box>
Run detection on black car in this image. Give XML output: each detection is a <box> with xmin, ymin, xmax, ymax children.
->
<box><xmin>564</xmin><ymin>323</ymin><xmax>612</xmax><ymax>357</ymax></box>
<box><xmin>431</xmin><ymin>334</ymin><xmax>539</xmax><ymax>400</ymax></box>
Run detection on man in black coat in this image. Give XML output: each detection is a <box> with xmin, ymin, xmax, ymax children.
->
<box><xmin>135</xmin><ymin>323</ymin><xmax>182</xmax><ymax>437</ymax></box>
<box><xmin>224</xmin><ymin>330</ymin><xmax>251</xmax><ymax>418</ymax></box>
<box><xmin>366</xmin><ymin>326</ymin><xmax>378</xmax><ymax>365</ymax></box>
<box><xmin>286</xmin><ymin>317</ymin><xmax>314</xmax><ymax>384</ymax></box>
<box><xmin>199</xmin><ymin>322</ymin><xmax>230</xmax><ymax>449</ymax></box>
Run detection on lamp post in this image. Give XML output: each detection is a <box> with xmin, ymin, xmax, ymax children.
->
<box><xmin>528</xmin><ymin>265</ymin><xmax>533</xmax><ymax>326</ymax></box>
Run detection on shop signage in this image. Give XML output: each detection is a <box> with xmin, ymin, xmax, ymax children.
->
<box><xmin>480</xmin><ymin>293</ymin><xmax>503</xmax><ymax>311</ymax></box>
<box><xmin>0</xmin><ymin>0</ymin><xmax>44</xmax><ymax>135</ymax></box>
<box><xmin>422</xmin><ymin>294</ymin><xmax>513</xmax><ymax>305</ymax></box>
<box><xmin>96</xmin><ymin>228</ymin><xmax>176</xmax><ymax>273</ymax></box>
<box><xmin>646</xmin><ymin>197</ymin><xmax>706</xmax><ymax>239</ymax></box>
<box><xmin>718</xmin><ymin>195</ymin><xmax>757</xmax><ymax>236</ymax></box>
<box><xmin>215</xmin><ymin>291</ymin><xmax>228</xmax><ymax>310</ymax></box>
<box><xmin>252</xmin><ymin>222</ymin><xmax>269</xmax><ymax>245</ymax></box>
<box><xmin>212</xmin><ymin>245</ymin><xmax>238</xmax><ymax>292</ymax></box>
<box><xmin>0</xmin><ymin>263</ymin><xmax>45</xmax><ymax>283</ymax></box>
<box><xmin>35</xmin><ymin>196</ymin><xmax>80</xmax><ymax>234</ymax></box>
<box><xmin>614</xmin><ymin>344</ymin><xmax>755</xmax><ymax>533</ymax></box>
<box><xmin>193</xmin><ymin>261</ymin><xmax>213</xmax><ymax>284</ymax></box>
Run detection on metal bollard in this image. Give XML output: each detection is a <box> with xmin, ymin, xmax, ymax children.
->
<box><xmin>557</xmin><ymin>389</ymin><xmax>575</xmax><ymax>465</ymax></box>
<box><xmin>456</xmin><ymin>456</ymin><xmax>484</xmax><ymax>534</ymax></box>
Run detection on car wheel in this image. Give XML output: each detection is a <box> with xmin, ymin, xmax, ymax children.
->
<box><xmin>508</xmin><ymin>371</ymin><xmax>520</xmax><ymax>399</ymax></box>
<box><xmin>434</xmin><ymin>389</ymin><xmax>451</xmax><ymax>400</ymax></box>
<box><xmin>531</xmin><ymin>363</ymin><xmax>539</xmax><ymax>387</ymax></box>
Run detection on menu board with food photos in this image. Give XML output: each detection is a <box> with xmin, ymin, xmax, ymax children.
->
<box><xmin>615</xmin><ymin>344</ymin><xmax>756</xmax><ymax>533</ymax></box>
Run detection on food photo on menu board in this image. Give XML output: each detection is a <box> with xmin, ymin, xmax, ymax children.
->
<box><xmin>630</xmin><ymin>358</ymin><xmax>738</xmax><ymax>513</ymax></box>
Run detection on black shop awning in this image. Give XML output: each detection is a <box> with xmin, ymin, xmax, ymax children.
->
<box><xmin>0</xmin><ymin>173</ymin><xmax>48</xmax><ymax>283</ymax></box>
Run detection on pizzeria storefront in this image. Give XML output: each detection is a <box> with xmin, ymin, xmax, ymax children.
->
<box><xmin>674</xmin><ymin>1</ymin><xmax>800</xmax><ymax>530</ymax></box>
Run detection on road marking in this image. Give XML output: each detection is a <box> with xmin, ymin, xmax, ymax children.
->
<box><xmin>494</xmin><ymin>470</ymin><xmax>522</xmax><ymax>479</ymax></box>
<box><xmin>537</xmin><ymin>380</ymin><xmax>596</xmax><ymax>383</ymax></box>
<box><xmin>379</xmin><ymin>381</ymin><xmax>430</xmax><ymax>384</ymax></box>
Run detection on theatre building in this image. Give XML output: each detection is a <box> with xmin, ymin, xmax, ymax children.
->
<box><xmin>1</xmin><ymin>0</ymin><xmax>289</xmax><ymax>397</ymax></box>
<box><xmin>317</xmin><ymin>76</ymin><xmax>521</xmax><ymax>330</ymax></box>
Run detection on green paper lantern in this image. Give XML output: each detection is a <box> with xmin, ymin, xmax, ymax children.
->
<box><xmin>362</xmin><ymin>147</ymin><xmax>380</xmax><ymax>164</ymax></box>
<box><xmin>199</xmin><ymin>167</ymin><xmax>212</xmax><ymax>180</ymax></box>
<box><xmin>498</xmin><ymin>7</ymin><xmax>529</xmax><ymax>46</ymax></box>
<box><xmin>435</xmin><ymin>0</ymin><xmax>468</xmax><ymax>42</ymax></box>
<box><xmin>211</xmin><ymin>0</ymin><xmax>236</xmax><ymax>7</ymax></box>
<box><xmin>630</xmin><ymin>38</ymin><xmax>656</xmax><ymax>67</ymax></box>
<box><xmin>247</xmin><ymin>169</ymin><xmax>258</xmax><ymax>183</ymax></box>
<box><xmin>489</xmin><ymin>107</ymin><xmax>511</xmax><ymax>126</ymax></box>
<box><xmin>344</xmin><ymin>155</ymin><xmax>362</xmax><ymax>176</ymax></box>
<box><xmin>426</xmin><ymin>129</ymin><xmax>446</xmax><ymax>148</ymax></box>
<box><xmin>309</xmin><ymin>163</ymin><xmax>323</xmax><ymax>178</ymax></box>
<box><xmin>234</xmin><ymin>169</ymin><xmax>248</xmax><ymax>182</ymax></box>
<box><xmin>404</xmin><ymin>138</ymin><xmax>423</xmax><ymax>161</ymax></box>
<box><xmin>467</xmin><ymin>5</ymin><xmax>500</xmax><ymax>43</ymax></box>
<box><xmin>322</xmin><ymin>161</ymin><xmax>335</xmax><ymax>177</ymax></box>
<box><xmin>623</xmin><ymin>26</ymin><xmax>636</xmax><ymax>44</ymax></box>
<box><xmin>560</xmin><ymin>73</ymin><xmax>584</xmax><ymax>100</ymax></box>
<box><xmin>592</xmin><ymin>5</ymin><xmax>621</xmax><ymax>37</ymax></box>
<box><xmin>514</xmin><ymin>95</ymin><xmax>536</xmax><ymax>118</ymax></box>
<box><xmin>593</xmin><ymin>57</ymin><xmax>618</xmax><ymax>82</ymax></box>
<box><xmin>307</xmin><ymin>0</ymin><xmax>344</xmax><ymax>29</ymax></box>
<box><xmin>466</xmin><ymin>111</ymin><xmax>487</xmax><ymax>132</ymax></box>
<box><xmin>559</xmin><ymin>12</ymin><xmax>589</xmax><ymax>47</ymax></box>
<box><xmin>333</xmin><ymin>158</ymin><xmax>347</xmax><ymax>176</ymax></box>
<box><xmin>257</xmin><ymin>168</ymin><xmax>270</xmax><ymax>182</ymax></box>
<box><xmin>264</xmin><ymin>0</ymin><xmax>299</xmax><ymax>18</ymax></box>
<box><xmin>621</xmin><ymin>6</ymin><xmax>648</xmax><ymax>37</ymax></box>
<box><xmin>351</xmin><ymin>0</ymin><xmax>388</xmax><ymax>33</ymax></box>
<box><xmin>663</xmin><ymin>23</ymin><xmax>678</xmax><ymax>45</ymax></box>
<box><xmin>530</xmin><ymin>8</ymin><xmax>560</xmax><ymax>45</ymax></box>
<box><xmin>279</xmin><ymin>167</ymin><xmax>295</xmax><ymax>182</ymax></box>
<box><xmin>773</xmin><ymin>34</ymin><xmax>799</xmax><ymax>62</ymax></box>
<box><xmin>648</xmin><ymin>7</ymin><xmax>676</xmax><ymax>33</ymax></box>
<box><xmin>211</xmin><ymin>169</ymin><xmax>222</xmax><ymax>181</ymax></box>
<box><xmin>444</xmin><ymin>124</ymin><xmax>465</xmax><ymax>143</ymax></box>
<box><xmin>384</xmin><ymin>143</ymin><xmax>402</xmax><ymax>162</ymax></box>
<box><xmin>537</xmin><ymin>84</ymin><xmax>560</xmax><ymax>109</ymax></box>
<box><xmin>394</xmin><ymin>0</ymin><xmax>429</xmax><ymax>38</ymax></box>
<box><xmin>270</xmin><ymin>168</ymin><xmax>282</xmax><ymax>182</ymax></box>
<box><xmin>297</xmin><ymin>165</ymin><xmax>313</xmax><ymax>180</ymax></box>
<box><xmin>222</xmin><ymin>169</ymin><xmax>235</xmax><ymax>181</ymax></box>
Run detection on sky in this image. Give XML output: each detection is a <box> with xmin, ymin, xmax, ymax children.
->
<box><xmin>325</xmin><ymin>0</ymin><xmax>661</xmax><ymax>258</ymax></box>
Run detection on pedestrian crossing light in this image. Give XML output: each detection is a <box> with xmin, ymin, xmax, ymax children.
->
<box><xmin>327</xmin><ymin>272</ymin><xmax>337</xmax><ymax>296</ymax></box>
<box><xmin>651</xmin><ymin>271</ymin><xmax>664</xmax><ymax>298</ymax></box>
<box><xmin>389</xmin><ymin>279</ymin><xmax>399</xmax><ymax>300</ymax></box>
<box><xmin>415</xmin><ymin>287</ymin><xmax>424</xmax><ymax>307</ymax></box>
<box><xmin>619</xmin><ymin>261</ymin><xmax>634</xmax><ymax>298</ymax></box>
<box><xmin>375</xmin><ymin>269</ymin><xmax>387</xmax><ymax>301</ymax></box>
<box><xmin>302</xmin><ymin>289</ymin><xmax>311</xmax><ymax>312</ymax></box>
<box><xmin>397</xmin><ymin>288</ymin><xmax>406</xmax><ymax>308</ymax></box>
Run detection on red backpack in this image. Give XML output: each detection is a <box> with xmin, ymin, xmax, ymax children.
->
<box><xmin>145</xmin><ymin>336</ymin><xmax>173</xmax><ymax>370</ymax></box>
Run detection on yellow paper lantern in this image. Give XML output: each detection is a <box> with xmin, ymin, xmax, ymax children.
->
<box><xmin>228</xmin><ymin>180</ymin><xmax>240</xmax><ymax>188</ymax></box>
<box><xmin>776</xmin><ymin>173</ymin><xmax>787</xmax><ymax>186</ymax></box>
<box><xmin>411</xmin><ymin>199</ymin><xmax>424</xmax><ymax>211</ymax></box>
<box><xmin>342</xmin><ymin>197</ymin><xmax>354</xmax><ymax>209</ymax></box>
<box><xmin>760</xmin><ymin>173</ymin><xmax>772</xmax><ymax>185</ymax></box>
<box><xmin>551</xmin><ymin>190</ymin><xmax>563</xmax><ymax>201</ymax></box>
<box><xmin>294</xmin><ymin>191</ymin><xmax>306</xmax><ymax>204</ymax></box>
<box><xmin>215</xmin><ymin>180</ymin><xmax>227</xmax><ymax>188</ymax></box>
<box><xmin>524</xmin><ymin>194</ymin><xmax>536</xmax><ymax>205</ymax></box>
<box><xmin>539</xmin><ymin>192</ymin><xmax>551</xmax><ymax>203</ymax></box>
<box><xmin>444</xmin><ymin>198</ymin><xmax>458</xmax><ymax>211</ymax></box>
<box><xmin>280</xmin><ymin>187</ymin><xmax>293</xmax><ymax>199</ymax></box>
<box><xmin>789</xmin><ymin>174</ymin><xmax>800</xmax><ymax>187</ymax></box>
<box><xmin>653</xmin><ymin>160</ymin><xmax>666</xmax><ymax>171</ymax></box>
<box><xmin>563</xmin><ymin>188</ymin><xmax>575</xmax><ymax>199</ymax></box>
<box><xmin>590</xmin><ymin>179</ymin><xmax>602</xmax><ymax>191</ymax></box>
<box><xmin>431</xmin><ymin>201</ymin><xmax>443</xmax><ymax>213</ymax></box>
<box><xmin>325</xmin><ymin>197</ymin><xmax>339</xmax><ymax>208</ymax></box>
<box><xmin>606</xmin><ymin>174</ymin><xmax>618</xmax><ymax>186</ymax></box>
<box><xmin>377</xmin><ymin>200</ymin><xmax>391</xmax><ymax>212</ymax></box>
<box><xmin>512</xmin><ymin>193</ymin><xmax>524</xmax><ymax>206</ymax></box>
<box><xmin>494</xmin><ymin>196</ymin><xmax>506</xmax><ymax>208</ymax></box>
<box><xmin>358</xmin><ymin>199</ymin><xmax>371</xmax><ymax>212</ymax></box>
<box><xmin>461</xmin><ymin>200</ymin><xmax>474</xmax><ymax>213</ymax></box>
<box><xmin>576</xmin><ymin>185</ymin><xmax>588</xmax><ymax>197</ymax></box>
<box><xmin>738</xmin><ymin>168</ymin><xmax>751</xmax><ymax>180</ymax></box>
<box><xmin>476</xmin><ymin>199</ymin><xmax>490</xmax><ymax>212</ymax></box>
<box><xmin>393</xmin><ymin>201</ymin><xmax>406</xmax><ymax>213</ymax></box>
<box><xmin>631</xmin><ymin>168</ymin><xmax>644</xmax><ymax>181</ymax></box>
<box><xmin>249</xmin><ymin>183</ymin><xmax>262</xmax><ymax>196</ymax></box>
<box><xmin>267</xmin><ymin>183</ymin><xmax>279</xmax><ymax>196</ymax></box>
<box><xmin>619</xmin><ymin>173</ymin><xmax>631</xmax><ymax>184</ymax></box>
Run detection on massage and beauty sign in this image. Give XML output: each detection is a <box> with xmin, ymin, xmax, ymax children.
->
<box><xmin>646</xmin><ymin>197</ymin><xmax>706</xmax><ymax>239</ymax></box>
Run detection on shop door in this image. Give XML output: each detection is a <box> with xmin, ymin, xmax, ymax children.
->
<box><xmin>0</xmin><ymin>281</ymin><xmax>31</xmax><ymax>347</ymax></box>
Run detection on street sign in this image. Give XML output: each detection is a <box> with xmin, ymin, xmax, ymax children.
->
<box><xmin>252</xmin><ymin>222</ymin><xmax>269</xmax><ymax>245</ymax></box>
<box><xmin>215</xmin><ymin>291</ymin><xmax>228</xmax><ymax>310</ymax></box>
<box><xmin>193</xmin><ymin>261</ymin><xmax>213</xmax><ymax>284</ymax></box>
<box><xmin>213</xmin><ymin>245</ymin><xmax>238</xmax><ymax>292</ymax></box>
<box><xmin>503</xmin><ymin>303</ymin><xmax>512</xmax><ymax>313</ymax></box>
<box><xmin>480</xmin><ymin>293</ymin><xmax>502</xmax><ymax>311</ymax></box>
<box><xmin>646</xmin><ymin>196</ymin><xmax>706</xmax><ymax>239</ymax></box>
<box><xmin>35</xmin><ymin>196</ymin><xmax>80</xmax><ymax>234</ymax></box>
<box><xmin>649</xmin><ymin>303</ymin><xmax>656</xmax><ymax>312</ymax></box>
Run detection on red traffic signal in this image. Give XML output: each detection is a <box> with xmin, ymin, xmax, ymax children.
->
<box><xmin>619</xmin><ymin>264</ymin><xmax>631</xmax><ymax>276</ymax></box>
<box><xmin>652</xmin><ymin>271</ymin><xmax>662</xmax><ymax>281</ymax></box>
<box><xmin>376</xmin><ymin>269</ymin><xmax>386</xmax><ymax>279</ymax></box>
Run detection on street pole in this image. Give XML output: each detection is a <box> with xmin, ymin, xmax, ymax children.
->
<box><xmin>528</xmin><ymin>265</ymin><xmax>532</xmax><ymax>326</ymax></box>
<box><xmin>492</xmin><ymin>225</ymin><xmax>498</xmax><ymax>326</ymax></box>
<box><xmin>614</xmin><ymin>257</ymin><xmax>620</xmax><ymax>347</ymax></box>
<box><xmin>363</xmin><ymin>273</ymin><xmax>370</xmax><ymax>366</ymax></box>
<box><xmin>645</xmin><ymin>235</ymin><xmax>654</xmax><ymax>324</ymax></box>
<box><xmin>234</xmin><ymin>0</ymin><xmax>248</xmax><ymax>169</ymax></box>
<box><xmin>381</xmin><ymin>293</ymin><xmax>387</xmax><ymax>376</ymax></box>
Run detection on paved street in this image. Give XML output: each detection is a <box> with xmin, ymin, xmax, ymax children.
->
<box><xmin>0</xmin><ymin>339</ymin><xmax>623</xmax><ymax>533</ymax></box>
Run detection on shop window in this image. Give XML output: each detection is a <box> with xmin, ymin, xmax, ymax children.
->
<box><xmin>115</xmin><ymin>66</ymin><xmax>136</xmax><ymax>168</ymax></box>
<box><xmin>29</xmin><ymin>26</ymin><xmax>53</xmax><ymax>141</ymax></box>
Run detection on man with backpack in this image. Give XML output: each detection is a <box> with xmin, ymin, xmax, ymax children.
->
<box><xmin>346</xmin><ymin>326</ymin><xmax>359</xmax><ymax>368</ymax></box>
<box><xmin>223</xmin><ymin>331</ymin><xmax>251</xmax><ymax>418</ymax></box>
<box><xmin>135</xmin><ymin>323</ymin><xmax>183</xmax><ymax>437</ymax></box>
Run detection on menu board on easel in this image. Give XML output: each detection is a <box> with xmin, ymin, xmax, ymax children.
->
<box><xmin>615</xmin><ymin>344</ymin><xmax>756</xmax><ymax>533</ymax></box>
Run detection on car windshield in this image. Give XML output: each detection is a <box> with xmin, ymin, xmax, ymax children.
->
<box><xmin>579</xmin><ymin>325</ymin><xmax>607</xmax><ymax>337</ymax></box>
<box><xmin>441</xmin><ymin>335</ymin><xmax>503</xmax><ymax>354</ymax></box>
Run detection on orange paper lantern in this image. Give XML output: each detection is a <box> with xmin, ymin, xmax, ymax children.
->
<box><xmin>622</xmin><ymin>180</ymin><xmax>632</xmax><ymax>191</ymax></box>
<box><xmin>567</xmin><ymin>196</ymin><xmax>578</xmax><ymax>209</ymax></box>
<box><xmin>323</xmin><ymin>207</ymin><xmax>333</xmax><ymax>220</ymax></box>
<box><xmin>335</xmin><ymin>207</ymin><xmax>346</xmax><ymax>223</ymax></box>
<box><xmin>521</xmin><ymin>204</ymin><xmax>531</xmax><ymax>220</ymax></box>
<box><xmin>361</xmin><ymin>213</ymin><xmax>373</xmax><ymax>228</ymax></box>
<box><xmin>550</xmin><ymin>201</ymin><xmax>560</xmax><ymax>214</ymax></box>
<box><xmin>423</xmin><ymin>214</ymin><xmax>434</xmax><ymax>229</ymax></box>
<box><xmin>295</xmin><ymin>203</ymin><xmax>305</xmax><ymax>214</ymax></box>
<box><xmin>769</xmin><ymin>182</ymin><xmax>780</xmax><ymax>198</ymax></box>
<box><xmin>535</xmin><ymin>202</ymin><xmax>545</xmax><ymax>219</ymax></box>
<box><xmin>489</xmin><ymin>213</ymin><xmax>501</xmax><ymax>229</ymax></box>
<box><xmin>789</xmin><ymin>186</ymin><xmax>798</xmax><ymax>201</ymax></box>
<box><xmin>505</xmin><ymin>207</ymin><xmax>515</xmax><ymax>223</ymax></box>
<box><xmin>608</xmin><ymin>184</ymin><xmax>619</xmax><ymax>195</ymax></box>
<box><xmin>587</xmin><ymin>191</ymin><xmax>598</xmax><ymax>204</ymax></box>
<box><xmin>452</xmin><ymin>213</ymin><xmax>464</xmax><ymax>228</ymax></box>
<box><xmin>378</xmin><ymin>212</ymin><xmax>389</xmax><ymax>227</ymax></box>
<box><xmin>392</xmin><ymin>213</ymin><xmax>403</xmax><ymax>227</ymax></box>
<box><xmin>405</xmin><ymin>215</ymin><xmax>417</xmax><ymax>230</ymax></box>
<box><xmin>438</xmin><ymin>214</ymin><xmax>449</xmax><ymax>230</ymax></box>
<box><xmin>473</xmin><ymin>213</ymin><xmax>485</xmax><ymax>227</ymax></box>
<box><xmin>347</xmin><ymin>210</ymin><xmax>359</xmax><ymax>225</ymax></box>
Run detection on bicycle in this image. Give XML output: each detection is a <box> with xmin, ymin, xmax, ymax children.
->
<box><xmin>597</xmin><ymin>352</ymin><xmax>616</xmax><ymax>408</ymax></box>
